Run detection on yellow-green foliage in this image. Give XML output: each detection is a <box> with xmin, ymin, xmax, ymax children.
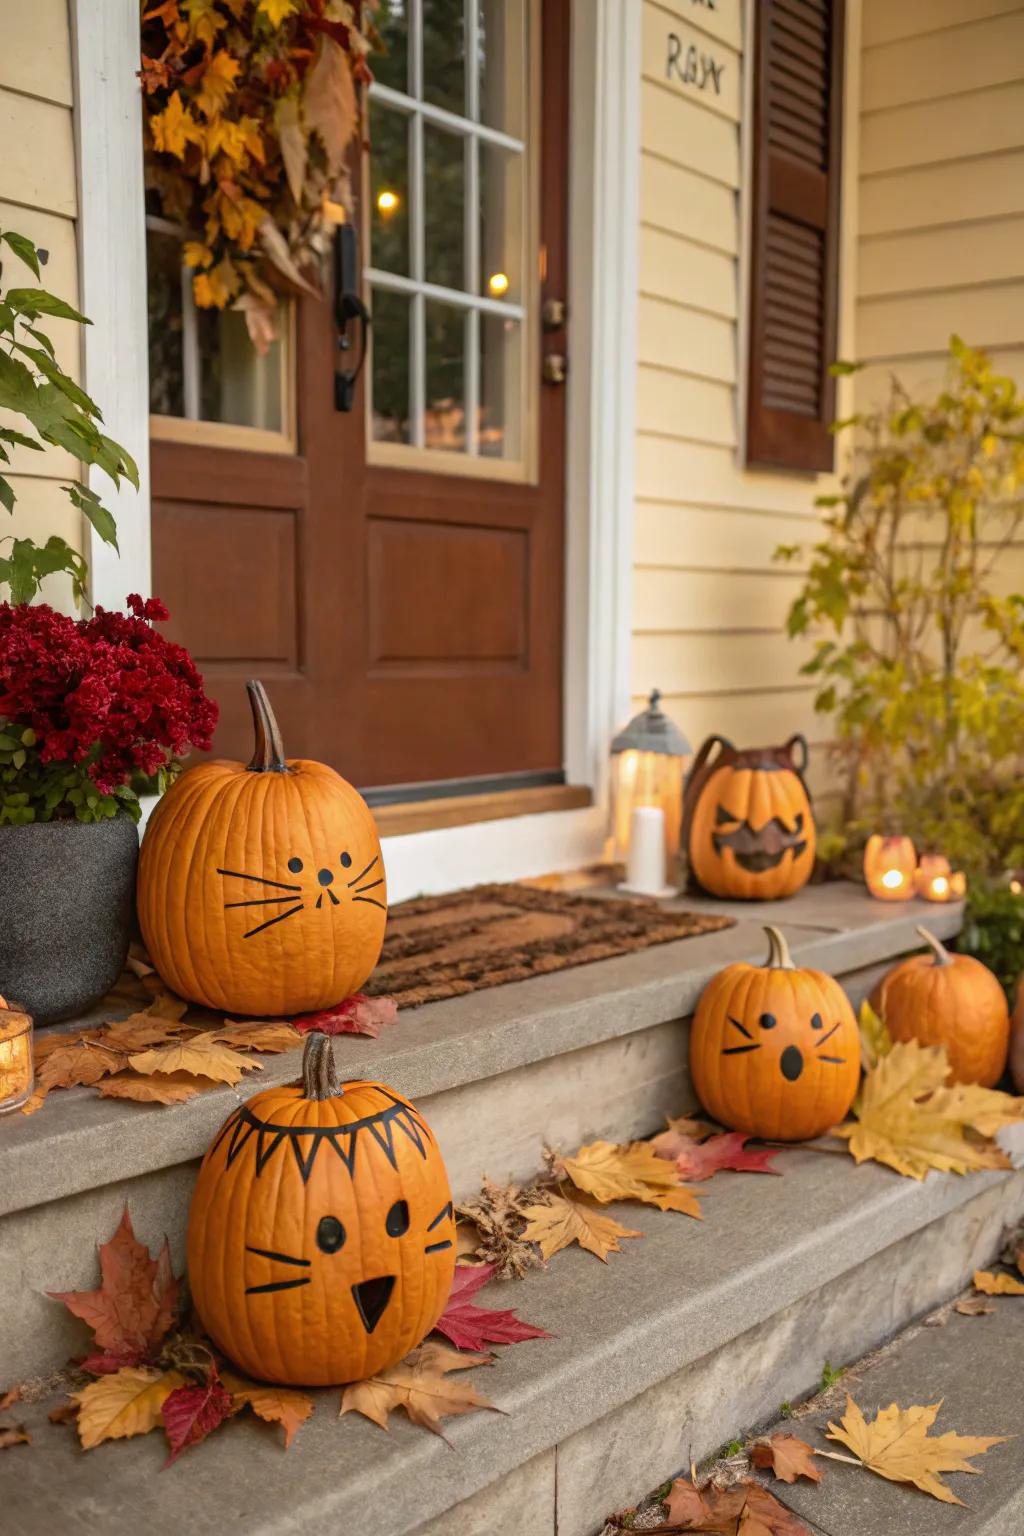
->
<box><xmin>777</xmin><ymin>337</ymin><xmax>1024</xmax><ymax>878</ymax></box>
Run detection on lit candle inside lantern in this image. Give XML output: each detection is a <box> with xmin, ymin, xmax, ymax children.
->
<box><xmin>0</xmin><ymin>994</ymin><xmax>33</xmax><ymax>1113</ymax></box>
<box><xmin>863</xmin><ymin>834</ymin><xmax>917</xmax><ymax>902</ymax></box>
<box><xmin>915</xmin><ymin>855</ymin><xmax>966</xmax><ymax>903</ymax></box>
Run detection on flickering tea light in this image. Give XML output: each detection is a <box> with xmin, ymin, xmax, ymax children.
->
<box><xmin>609</xmin><ymin>689</ymin><xmax>690</xmax><ymax>877</ymax></box>
<box><xmin>0</xmin><ymin>995</ymin><xmax>33</xmax><ymax>1113</ymax></box>
<box><xmin>863</xmin><ymin>834</ymin><xmax>917</xmax><ymax>902</ymax></box>
<box><xmin>915</xmin><ymin>855</ymin><xmax>966</xmax><ymax>903</ymax></box>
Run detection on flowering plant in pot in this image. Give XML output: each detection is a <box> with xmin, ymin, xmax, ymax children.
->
<box><xmin>0</xmin><ymin>597</ymin><xmax>218</xmax><ymax>1021</ymax></box>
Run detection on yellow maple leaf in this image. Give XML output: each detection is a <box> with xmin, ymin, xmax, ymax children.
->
<box><xmin>73</xmin><ymin>1368</ymin><xmax>184</xmax><ymax>1451</ymax></box>
<box><xmin>258</xmin><ymin>0</ymin><xmax>300</xmax><ymax>25</ymax></box>
<box><xmin>129</xmin><ymin>1031</ymin><xmax>262</xmax><ymax>1085</ymax></box>
<box><xmin>560</xmin><ymin>1139</ymin><xmax>703</xmax><ymax>1216</ymax></box>
<box><xmin>183</xmin><ymin>0</ymin><xmax>227</xmax><ymax>49</ymax></box>
<box><xmin>98</xmin><ymin>1071</ymin><xmax>210</xmax><ymax>1105</ymax></box>
<box><xmin>973</xmin><ymin>1269</ymin><xmax>1024</xmax><ymax>1296</ymax></box>
<box><xmin>931</xmin><ymin>1082</ymin><xmax>1024</xmax><ymax>1139</ymax></box>
<box><xmin>832</xmin><ymin>1040</ymin><xmax>1010</xmax><ymax>1180</ymax></box>
<box><xmin>826</xmin><ymin>1394</ymin><xmax>1007</xmax><ymax>1505</ymax></box>
<box><xmin>194</xmin><ymin>49</ymin><xmax>240</xmax><ymax>118</ymax></box>
<box><xmin>211</xmin><ymin>1020</ymin><xmax>300</xmax><ymax>1053</ymax></box>
<box><xmin>183</xmin><ymin>240</ymin><xmax>214</xmax><ymax>270</ymax></box>
<box><xmin>221</xmin><ymin>1372</ymin><xmax>313</xmax><ymax>1448</ymax></box>
<box><xmin>149</xmin><ymin>90</ymin><xmax>200</xmax><ymax>159</ymax></box>
<box><xmin>858</xmin><ymin>999</ymin><xmax>892</xmax><ymax>1072</ymax></box>
<box><xmin>520</xmin><ymin>1192</ymin><xmax>643</xmax><ymax>1262</ymax></box>
<box><xmin>193</xmin><ymin>256</ymin><xmax>241</xmax><ymax>309</ymax></box>
<box><xmin>340</xmin><ymin>1342</ymin><xmax>495</xmax><ymax>1440</ymax></box>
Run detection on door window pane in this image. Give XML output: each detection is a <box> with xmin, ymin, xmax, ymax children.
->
<box><xmin>423</xmin><ymin>126</ymin><xmax>465</xmax><ymax>290</ymax></box>
<box><xmin>480</xmin><ymin>313</ymin><xmax>521</xmax><ymax>459</ymax></box>
<box><xmin>373</xmin><ymin>0</ymin><xmax>410</xmax><ymax>94</ymax></box>
<box><xmin>371</xmin><ymin>289</ymin><xmax>411</xmax><ymax>445</ymax></box>
<box><xmin>478</xmin><ymin>0</ymin><xmax>527</xmax><ymax>136</ymax></box>
<box><xmin>423</xmin><ymin>0</ymin><xmax>466</xmax><ymax>114</ymax></box>
<box><xmin>424</xmin><ymin>301</ymin><xmax>466</xmax><ymax>452</ymax></box>
<box><xmin>370</xmin><ymin>102</ymin><xmax>411</xmax><ymax>277</ymax></box>
<box><xmin>480</xmin><ymin>142</ymin><xmax>523</xmax><ymax>303</ymax></box>
<box><xmin>147</xmin><ymin>228</ymin><xmax>185</xmax><ymax>418</ymax></box>
<box><xmin>198</xmin><ymin>308</ymin><xmax>284</xmax><ymax>433</ymax></box>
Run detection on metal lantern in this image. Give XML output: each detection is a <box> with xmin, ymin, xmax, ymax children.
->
<box><xmin>609</xmin><ymin>689</ymin><xmax>691</xmax><ymax>865</ymax></box>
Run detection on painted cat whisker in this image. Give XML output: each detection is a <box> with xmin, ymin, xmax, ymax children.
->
<box><xmin>245</xmin><ymin>1244</ymin><xmax>310</xmax><ymax>1268</ymax></box>
<box><xmin>243</xmin><ymin>904</ymin><xmax>304</xmax><ymax>939</ymax></box>
<box><xmin>815</xmin><ymin>1020</ymin><xmax>843</xmax><ymax>1050</ymax></box>
<box><xmin>225</xmin><ymin>895</ymin><xmax>301</xmax><ymax>910</ymax></box>
<box><xmin>353</xmin><ymin>895</ymin><xmax>386</xmax><ymax>910</ymax></box>
<box><xmin>348</xmin><ymin>855</ymin><xmax>379</xmax><ymax>888</ymax></box>
<box><xmin>722</xmin><ymin>1043</ymin><xmax>761</xmax><ymax>1055</ymax></box>
<box><xmin>218</xmin><ymin>867</ymin><xmax>302</xmax><ymax>893</ymax></box>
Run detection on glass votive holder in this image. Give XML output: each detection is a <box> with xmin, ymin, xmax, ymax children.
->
<box><xmin>0</xmin><ymin>997</ymin><xmax>34</xmax><ymax>1113</ymax></box>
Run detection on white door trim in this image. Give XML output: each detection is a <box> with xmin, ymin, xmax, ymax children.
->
<box><xmin>70</xmin><ymin>0</ymin><xmax>152</xmax><ymax>610</ymax></box>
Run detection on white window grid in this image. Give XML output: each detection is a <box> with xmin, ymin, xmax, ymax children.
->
<box><xmin>367</xmin><ymin>0</ymin><xmax>528</xmax><ymax>456</ymax></box>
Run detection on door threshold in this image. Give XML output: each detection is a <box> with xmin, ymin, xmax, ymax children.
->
<box><xmin>373</xmin><ymin>783</ymin><xmax>593</xmax><ymax>838</ymax></box>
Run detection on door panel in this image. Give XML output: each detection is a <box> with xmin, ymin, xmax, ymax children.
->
<box><xmin>150</xmin><ymin>0</ymin><xmax>569</xmax><ymax>794</ymax></box>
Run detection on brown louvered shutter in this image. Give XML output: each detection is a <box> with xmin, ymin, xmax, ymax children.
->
<box><xmin>746</xmin><ymin>0</ymin><xmax>844</xmax><ymax>472</ymax></box>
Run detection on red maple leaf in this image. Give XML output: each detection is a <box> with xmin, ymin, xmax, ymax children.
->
<box><xmin>162</xmin><ymin>1366</ymin><xmax>235</xmax><ymax>1466</ymax></box>
<box><xmin>434</xmin><ymin>1264</ymin><xmax>553</xmax><ymax>1351</ymax></box>
<box><xmin>49</xmin><ymin>1207</ymin><xmax>180</xmax><ymax>1371</ymax></box>
<box><xmin>654</xmin><ymin>1129</ymin><xmax>781</xmax><ymax>1181</ymax></box>
<box><xmin>292</xmin><ymin>994</ymin><xmax>398</xmax><ymax>1038</ymax></box>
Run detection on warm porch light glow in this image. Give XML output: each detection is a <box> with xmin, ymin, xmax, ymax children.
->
<box><xmin>863</xmin><ymin>833</ymin><xmax>916</xmax><ymax>902</ymax></box>
<box><xmin>0</xmin><ymin>995</ymin><xmax>33</xmax><ymax>1113</ymax></box>
<box><xmin>487</xmin><ymin>271</ymin><xmax>510</xmax><ymax>296</ymax></box>
<box><xmin>376</xmin><ymin>189</ymin><xmax>400</xmax><ymax>216</ymax></box>
<box><xmin>609</xmin><ymin>689</ymin><xmax>690</xmax><ymax>886</ymax></box>
<box><xmin>915</xmin><ymin>854</ymin><xmax>967</xmax><ymax>903</ymax></box>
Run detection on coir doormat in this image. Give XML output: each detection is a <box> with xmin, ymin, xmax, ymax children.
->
<box><xmin>364</xmin><ymin>883</ymin><xmax>735</xmax><ymax>1008</ymax></box>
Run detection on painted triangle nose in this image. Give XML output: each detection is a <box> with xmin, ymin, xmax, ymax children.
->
<box><xmin>351</xmin><ymin>1274</ymin><xmax>396</xmax><ymax>1334</ymax></box>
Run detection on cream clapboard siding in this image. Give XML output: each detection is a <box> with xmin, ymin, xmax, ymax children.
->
<box><xmin>857</xmin><ymin>0</ymin><xmax>1024</xmax><ymax>598</ymax></box>
<box><xmin>633</xmin><ymin>0</ymin><xmax>844</xmax><ymax>802</ymax></box>
<box><xmin>0</xmin><ymin>0</ymin><xmax>83</xmax><ymax>606</ymax></box>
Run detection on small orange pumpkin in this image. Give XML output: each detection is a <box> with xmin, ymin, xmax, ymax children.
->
<box><xmin>683</xmin><ymin>735</ymin><xmax>816</xmax><ymax>900</ymax></box>
<box><xmin>138</xmin><ymin>680</ymin><xmax>386</xmax><ymax>1016</ymax></box>
<box><xmin>187</xmin><ymin>1032</ymin><xmax>456</xmax><ymax>1387</ymax></box>
<box><xmin>877</xmin><ymin>926</ymin><xmax>1010</xmax><ymax>1087</ymax></box>
<box><xmin>689</xmin><ymin>926</ymin><xmax>859</xmax><ymax>1140</ymax></box>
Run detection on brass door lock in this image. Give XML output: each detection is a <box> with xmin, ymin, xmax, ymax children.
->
<box><xmin>542</xmin><ymin>297</ymin><xmax>567</xmax><ymax>330</ymax></box>
<box><xmin>542</xmin><ymin>352</ymin><xmax>567</xmax><ymax>385</ymax></box>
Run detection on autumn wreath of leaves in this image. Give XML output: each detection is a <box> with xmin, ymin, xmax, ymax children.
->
<box><xmin>140</xmin><ymin>0</ymin><xmax>376</xmax><ymax>349</ymax></box>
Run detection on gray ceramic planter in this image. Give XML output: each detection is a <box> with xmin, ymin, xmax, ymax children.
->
<box><xmin>0</xmin><ymin>815</ymin><xmax>139</xmax><ymax>1024</ymax></box>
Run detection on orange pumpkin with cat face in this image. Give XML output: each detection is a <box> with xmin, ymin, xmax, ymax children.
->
<box><xmin>137</xmin><ymin>681</ymin><xmax>386</xmax><ymax>1016</ymax></box>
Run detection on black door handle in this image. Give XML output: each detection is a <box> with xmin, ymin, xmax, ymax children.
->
<box><xmin>334</xmin><ymin>223</ymin><xmax>369</xmax><ymax>412</ymax></box>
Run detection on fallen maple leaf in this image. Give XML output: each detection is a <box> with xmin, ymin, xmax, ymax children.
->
<box><xmin>129</xmin><ymin>1032</ymin><xmax>264</xmax><ymax>1085</ymax></box>
<box><xmin>221</xmin><ymin>1371</ymin><xmax>313</xmax><ymax>1448</ymax></box>
<box><xmin>665</xmin><ymin>1476</ymin><xmax>812</xmax><ymax>1532</ymax></box>
<box><xmin>49</xmin><ymin>1207</ymin><xmax>180</xmax><ymax>1370</ymax></box>
<box><xmin>293</xmin><ymin>993</ymin><xmax>398</xmax><ymax>1038</ymax></box>
<box><xmin>48</xmin><ymin>1402</ymin><xmax>79</xmax><ymax>1425</ymax></box>
<box><xmin>101</xmin><ymin>1008</ymin><xmax>187</xmax><ymax>1052</ymax></box>
<box><xmin>973</xmin><ymin>1269</ymin><xmax>1024</xmax><ymax>1296</ymax></box>
<box><xmin>211</xmin><ymin>1020</ymin><xmax>301</xmax><ymax>1053</ymax></box>
<box><xmin>656</xmin><ymin>1129</ymin><xmax>780</xmax><ymax>1182</ymax></box>
<box><xmin>858</xmin><ymin>999</ymin><xmax>893</xmax><ymax>1072</ymax></box>
<box><xmin>0</xmin><ymin>1387</ymin><xmax>20</xmax><ymax>1412</ymax></box>
<box><xmin>0</xmin><ymin>1425</ymin><xmax>30</xmax><ymax>1450</ymax></box>
<box><xmin>162</xmin><ymin>1366</ymin><xmax>236</xmax><ymax>1465</ymax></box>
<box><xmin>559</xmin><ymin>1139</ymin><xmax>703</xmax><ymax>1216</ymax></box>
<box><xmin>434</xmin><ymin>1264</ymin><xmax>552</xmax><ymax>1351</ymax></box>
<box><xmin>955</xmin><ymin>1295</ymin><xmax>995</xmax><ymax>1316</ymax></box>
<box><xmin>521</xmin><ymin>1191</ymin><xmax>643</xmax><ymax>1262</ymax></box>
<box><xmin>98</xmin><ymin>1071</ymin><xmax>210</xmax><ymax>1105</ymax></box>
<box><xmin>825</xmin><ymin>1393</ymin><xmax>1007</xmax><ymax>1504</ymax></box>
<box><xmin>930</xmin><ymin>1081</ymin><xmax>1024</xmax><ymax>1139</ymax></box>
<box><xmin>73</xmin><ymin>1367</ymin><xmax>184</xmax><ymax>1450</ymax></box>
<box><xmin>832</xmin><ymin>1041</ymin><xmax>1011</xmax><ymax>1179</ymax></box>
<box><xmin>751</xmin><ymin>1432</ymin><xmax>822</xmax><ymax>1484</ymax></box>
<box><xmin>340</xmin><ymin>1341</ymin><xmax>496</xmax><ymax>1441</ymax></box>
<box><xmin>456</xmin><ymin>1176</ymin><xmax>550</xmax><ymax>1279</ymax></box>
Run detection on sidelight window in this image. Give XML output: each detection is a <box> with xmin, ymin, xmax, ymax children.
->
<box><xmin>366</xmin><ymin>0</ymin><xmax>537</xmax><ymax>477</ymax></box>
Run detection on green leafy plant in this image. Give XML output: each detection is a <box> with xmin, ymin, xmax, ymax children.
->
<box><xmin>959</xmin><ymin>882</ymin><xmax>1024</xmax><ymax>1002</ymax></box>
<box><xmin>777</xmin><ymin>337</ymin><xmax>1024</xmax><ymax>878</ymax></box>
<box><xmin>820</xmin><ymin>1359</ymin><xmax>846</xmax><ymax>1392</ymax></box>
<box><xmin>0</xmin><ymin>227</ymin><xmax>138</xmax><ymax>603</ymax></box>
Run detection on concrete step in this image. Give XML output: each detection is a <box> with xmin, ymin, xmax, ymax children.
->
<box><xmin>751</xmin><ymin>1293</ymin><xmax>1024</xmax><ymax>1535</ymax></box>
<box><xmin>0</xmin><ymin>884</ymin><xmax>961</xmax><ymax>1383</ymax></box>
<box><xmin>5</xmin><ymin>1150</ymin><xmax>1022</xmax><ymax>1536</ymax></box>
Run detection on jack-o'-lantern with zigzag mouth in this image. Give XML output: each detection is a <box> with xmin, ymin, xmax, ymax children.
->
<box><xmin>683</xmin><ymin>733</ymin><xmax>816</xmax><ymax>900</ymax></box>
<box><xmin>187</xmin><ymin>1032</ymin><xmax>456</xmax><ymax>1387</ymax></box>
<box><xmin>137</xmin><ymin>679</ymin><xmax>386</xmax><ymax>1017</ymax></box>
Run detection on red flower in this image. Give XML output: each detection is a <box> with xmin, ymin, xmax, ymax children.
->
<box><xmin>0</xmin><ymin>597</ymin><xmax>218</xmax><ymax>805</ymax></box>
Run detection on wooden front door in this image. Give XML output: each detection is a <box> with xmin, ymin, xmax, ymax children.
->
<box><xmin>150</xmin><ymin>0</ymin><xmax>569</xmax><ymax>798</ymax></box>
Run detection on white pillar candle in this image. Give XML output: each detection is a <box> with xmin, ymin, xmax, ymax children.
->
<box><xmin>620</xmin><ymin>805</ymin><xmax>675</xmax><ymax>898</ymax></box>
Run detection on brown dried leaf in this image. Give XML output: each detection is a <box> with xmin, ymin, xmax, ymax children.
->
<box><xmin>456</xmin><ymin>1176</ymin><xmax>549</xmax><ymax>1279</ymax></box>
<box><xmin>48</xmin><ymin>1207</ymin><xmax>180</xmax><ymax>1365</ymax></box>
<box><xmin>48</xmin><ymin>1401</ymin><xmax>79</xmax><ymax>1425</ymax></box>
<box><xmin>211</xmin><ymin>1020</ymin><xmax>300</xmax><ymax>1054</ymax></box>
<box><xmin>560</xmin><ymin>1139</ymin><xmax>703</xmax><ymax>1217</ymax></box>
<box><xmin>340</xmin><ymin>1342</ymin><xmax>496</xmax><ymax>1441</ymax></box>
<box><xmin>665</xmin><ymin>1476</ymin><xmax>813</xmax><ymax>1532</ymax></box>
<box><xmin>274</xmin><ymin>92</ymin><xmax>306</xmax><ymax>202</ymax></box>
<box><xmin>129</xmin><ymin>1032</ymin><xmax>263</xmax><ymax>1085</ymax></box>
<box><xmin>955</xmin><ymin>1296</ymin><xmax>996</xmax><ymax>1317</ymax></box>
<box><xmin>98</xmin><ymin>1071</ymin><xmax>210</xmax><ymax>1105</ymax></box>
<box><xmin>750</xmin><ymin>1432</ymin><xmax>822</xmax><ymax>1484</ymax></box>
<box><xmin>0</xmin><ymin>1425</ymin><xmax>30</xmax><ymax>1449</ymax></box>
<box><xmin>826</xmin><ymin>1393</ymin><xmax>1008</xmax><ymax>1505</ymax></box>
<box><xmin>222</xmin><ymin>1371</ymin><xmax>313</xmax><ymax>1448</ymax></box>
<box><xmin>303</xmin><ymin>34</ymin><xmax>356</xmax><ymax>175</ymax></box>
<box><xmin>973</xmin><ymin>1269</ymin><xmax>1024</xmax><ymax>1296</ymax></box>
<box><xmin>0</xmin><ymin>1387</ymin><xmax>21</xmax><ymax>1412</ymax></box>
<box><xmin>520</xmin><ymin>1191</ymin><xmax>643</xmax><ymax>1263</ymax></box>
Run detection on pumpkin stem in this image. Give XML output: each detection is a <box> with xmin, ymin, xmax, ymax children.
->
<box><xmin>302</xmin><ymin>1032</ymin><xmax>344</xmax><ymax>1099</ymax></box>
<box><xmin>763</xmin><ymin>925</ymin><xmax>796</xmax><ymax>970</ymax></box>
<box><xmin>916</xmin><ymin>925</ymin><xmax>953</xmax><ymax>967</ymax></box>
<box><xmin>246</xmin><ymin>679</ymin><xmax>288</xmax><ymax>773</ymax></box>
